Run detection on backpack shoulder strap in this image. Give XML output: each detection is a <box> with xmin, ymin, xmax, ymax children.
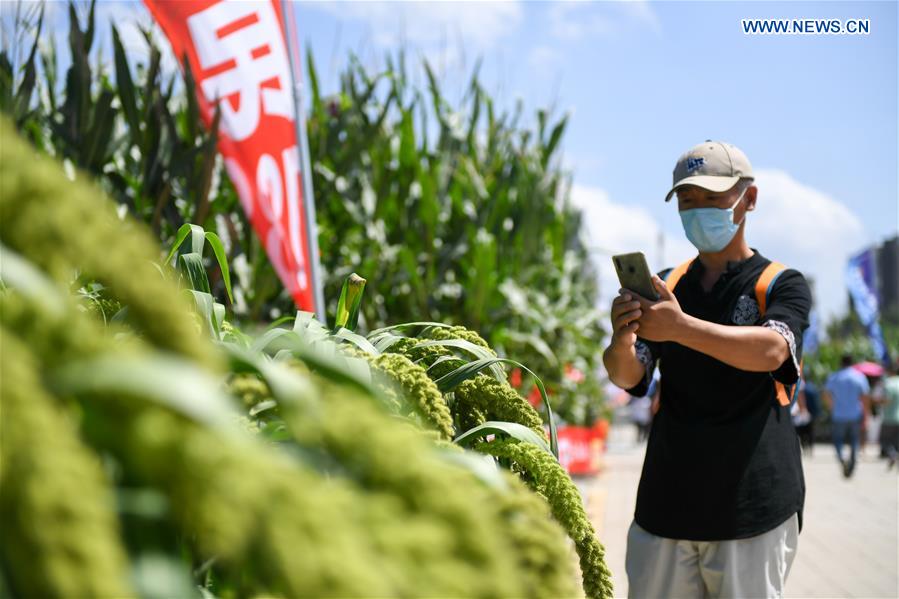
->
<box><xmin>755</xmin><ymin>260</ymin><xmax>801</xmax><ymax>407</ymax></box>
<box><xmin>755</xmin><ymin>261</ymin><xmax>787</xmax><ymax>315</ymax></box>
<box><xmin>664</xmin><ymin>259</ymin><xmax>695</xmax><ymax>291</ymax></box>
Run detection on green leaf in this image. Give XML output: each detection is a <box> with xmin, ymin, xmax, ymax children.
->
<box><xmin>499</xmin><ymin>330</ymin><xmax>558</xmax><ymax>367</ymax></box>
<box><xmin>435</xmin><ymin>357</ymin><xmax>558</xmax><ymax>459</ymax></box>
<box><xmin>266</xmin><ymin>315</ymin><xmax>298</xmax><ymax>330</ymax></box>
<box><xmin>425</xmin><ymin>355</ymin><xmax>466</xmax><ymax>373</ymax></box>
<box><xmin>185</xmin><ymin>289</ymin><xmax>220</xmax><ymax>339</ymax></box>
<box><xmin>249</xmin><ymin>399</ymin><xmax>278</xmax><ymax>417</ymax></box>
<box><xmin>50</xmin><ymin>353</ymin><xmax>238</xmax><ymax>428</ymax></box>
<box><xmin>370</xmin><ymin>332</ymin><xmax>408</xmax><ymax>353</ymax></box>
<box><xmin>367</xmin><ymin>322</ymin><xmax>453</xmax><ymax>337</ymax></box>
<box><xmin>333</xmin><ymin>327</ymin><xmax>379</xmax><ymax>355</ymax></box>
<box><xmin>293</xmin><ymin>310</ymin><xmax>330</xmax><ymax>342</ymax></box>
<box><xmin>251</xmin><ymin>327</ymin><xmax>301</xmax><ymax>354</ymax></box>
<box><xmin>131</xmin><ymin>553</ymin><xmax>200</xmax><ymax>599</ymax></box>
<box><xmin>112</xmin><ymin>25</ymin><xmax>140</xmax><ymax>138</ymax></box>
<box><xmin>333</xmin><ymin>273</ymin><xmax>366</xmax><ymax>331</ymax></box>
<box><xmin>204</xmin><ymin>231</ymin><xmax>233</xmax><ymax>303</ymax></box>
<box><xmin>436</xmin><ymin>448</ymin><xmax>508</xmax><ymax>491</ymax></box>
<box><xmin>164</xmin><ymin>223</ymin><xmax>193</xmax><ymax>266</ymax></box>
<box><xmin>543</xmin><ymin>114</ymin><xmax>568</xmax><ymax>168</ymax></box>
<box><xmin>414</xmin><ymin>339</ymin><xmax>505</xmax><ymax>382</ymax></box>
<box><xmin>223</xmin><ymin>344</ymin><xmax>316</xmax><ymax>409</ymax></box>
<box><xmin>178</xmin><ymin>253</ymin><xmax>210</xmax><ymax>294</ymax></box>
<box><xmin>0</xmin><ymin>244</ymin><xmax>66</xmax><ymax>317</ymax></box>
<box><xmin>12</xmin><ymin>4</ymin><xmax>42</xmax><ymax>121</ymax></box>
<box><xmin>455</xmin><ymin>421</ymin><xmax>552</xmax><ymax>456</ymax></box>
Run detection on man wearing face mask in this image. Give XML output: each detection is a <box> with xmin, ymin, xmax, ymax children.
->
<box><xmin>603</xmin><ymin>141</ymin><xmax>811</xmax><ymax>598</ymax></box>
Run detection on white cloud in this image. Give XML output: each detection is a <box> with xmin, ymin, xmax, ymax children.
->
<box><xmin>569</xmin><ymin>183</ymin><xmax>695</xmax><ymax>319</ymax></box>
<box><xmin>528</xmin><ymin>45</ymin><xmax>564</xmax><ymax>75</ymax></box>
<box><xmin>748</xmin><ymin>168</ymin><xmax>866</xmax><ymax>321</ymax></box>
<box><xmin>307</xmin><ymin>1</ymin><xmax>523</xmax><ymax>51</ymax></box>
<box><xmin>549</xmin><ymin>0</ymin><xmax>661</xmax><ymax>42</ymax></box>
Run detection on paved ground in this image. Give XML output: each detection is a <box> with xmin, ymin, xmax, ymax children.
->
<box><xmin>580</xmin><ymin>423</ymin><xmax>899</xmax><ymax>598</ymax></box>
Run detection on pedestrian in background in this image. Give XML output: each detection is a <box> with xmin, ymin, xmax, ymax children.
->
<box><xmin>628</xmin><ymin>376</ymin><xmax>658</xmax><ymax>443</ymax></box>
<box><xmin>793</xmin><ymin>374</ymin><xmax>819</xmax><ymax>453</ymax></box>
<box><xmin>878</xmin><ymin>358</ymin><xmax>899</xmax><ymax>470</ymax></box>
<box><xmin>824</xmin><ymin>355</ymin><xmax>871</xmax><ymax>478</ymax></box>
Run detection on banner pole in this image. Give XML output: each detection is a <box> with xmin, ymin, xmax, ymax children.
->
<box><xmin>280</xmin><ymin>0</ymin><xmax>327</xmax><ymax>324</ymax></box>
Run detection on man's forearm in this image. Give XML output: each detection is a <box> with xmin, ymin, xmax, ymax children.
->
<box><xmin>672</xmin><ymin>314</ymin><xmax>790</xmax><ymax>372</ymax></box>
<box><xmin>603</xmin><ymin>343</ymin><xmax>645</xmax><ymax>389</ymax></box>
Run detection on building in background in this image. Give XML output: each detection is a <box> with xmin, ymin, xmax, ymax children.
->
<box><xmin>876</xmin><ymin>236</ymin><xmax>899</xmax><ymax>322</ymax></box>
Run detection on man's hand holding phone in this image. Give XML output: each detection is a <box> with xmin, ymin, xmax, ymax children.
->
<box><xmin>610</xmin><ymin>291</ymin><xmax>643</xmax><ymax>349</ymax></box>
<box><xmin>631</xmin><ymin>275</ymin><xmax>684</xmax><ymax>343</ymax></box>
<box><xmin>604</xmin><ymin>252</ymin><xmax>686</xmax><ymax>389</ymax></box>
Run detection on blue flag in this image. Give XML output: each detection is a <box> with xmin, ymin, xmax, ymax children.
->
<box><xmin>846</xmin><ymin>250</ymin><xmax>890</xmax><ymax>364</ymax></box>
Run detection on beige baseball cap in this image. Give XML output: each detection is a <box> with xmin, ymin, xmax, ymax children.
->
<box><xmin>664</xmin><ymin>140</ymin><xmax>754</xmax><ymax>202</ymax></box>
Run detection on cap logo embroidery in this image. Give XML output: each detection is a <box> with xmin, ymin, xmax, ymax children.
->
<box><xmin>686</xmin><ymin>156</ymin><xmax>705</xmax><ymax>172</ymax></box>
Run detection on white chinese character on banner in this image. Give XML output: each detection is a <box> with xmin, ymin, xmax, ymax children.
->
<box><xmin>188</xmin><ymin>0</ymin><xmax>294</xmax><ymax>140</ymax></box>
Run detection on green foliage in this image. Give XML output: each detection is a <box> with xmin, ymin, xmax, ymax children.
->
<box><xmin>803</xmin><ymin>312</ymin><xmax>899</xmax><ymax>384</ymax></box>
<box><xmin>0</xmin><ymin>117</ymin><xmax>217</xmax><ymax>368</ymax></box>
<box><xmin>2</xmin><ymin>1</ymin><xmax>608</xmax><ymax>425</ymax></box>
<box><xmin>1</xmin><ymin>120</ymin><xmax>614</xmax><ymax>598</ymax></box>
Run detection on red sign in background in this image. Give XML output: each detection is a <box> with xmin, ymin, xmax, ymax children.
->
<box><xmin>144</xmin><ymin>0</ymin><xmax>315</xmax><ymax>311</ymax></box>
<box><xmin>557</xmin><ymin>421</ymin><xmax>609</xmax><ymax>476</ymax></box>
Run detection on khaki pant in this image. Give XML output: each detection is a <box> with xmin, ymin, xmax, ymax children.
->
<box><xmin>625</xmin><ymin>513</ymin><xmax>799</xmax><ymax>599</ymax></box>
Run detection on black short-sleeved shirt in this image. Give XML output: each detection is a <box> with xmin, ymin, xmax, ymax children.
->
<box><xmin>627</xmin><ymin>249</ymin><xmax>811</xmax><ymax>541</ymax></box>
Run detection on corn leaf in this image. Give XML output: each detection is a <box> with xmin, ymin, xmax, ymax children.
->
<box><xmin>178</xmin><ymin>253</ymin><xmax>210</xmax><ymax>294</ymax></box>
<box><xmin>203</xmin><ymin>231</ymin><xmax>233</xmax><ymax>303</ymax></box>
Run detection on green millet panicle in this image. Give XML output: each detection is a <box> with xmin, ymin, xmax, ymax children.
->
<box><xmin>228</xmin><ymin>373</ymin><xmax>273</xmax><ymax>409</ymax></box>
<box><xmin>477</xmin><ymin>439</ymin><xmax>615</xmax><ymax>599</ymax></box>
<box><xmin>391</xmin><ymin>337</ymin><xmax>463</xmax><ymax>379</ymax></box>
<box><xmin>371</xmin><ymin>353</ymin><xmax>454</xmax><ymax>440</ymax></box>
<box><xmin>0</xmin><ymin>292</ymin><xmax>119</xmax><ymax>368</ymax></box>
<box><xmin>283</xmin><ymin>378</ymin><xmax>526</xmax><ymax>597</ymax></box>
<box><xmin>490</xmin><ymin>472</ymin><xmax>581</xmax><ymax>598</ymax></box>
<box><xmin>113</xmin><ymin>408</ymin><xmax>391</xmax><ymax>597</ymax></box>
<box><xmin>0</xmin><ymin>331</ymin><xmax>133</xmax><ymax>598</ymax></box>
<box><xmin>389</xmin><ymin>336</ymin><xmax>542</xmax><ymax>436</ymax></box>
<box><xmin>0</xmin><ymin>118</ymin><xmax>219</xmax><ymax>370</ymax></box>
<box><xmin>456</xmin><ymin>374</ymin><xmax>545</xmax><ymax>436</ymax></box>
<box><xmin>421</xmin><ymin>325</ymin><xmax>495</xmax><ymax>353</ymax></box>
<box><xmin>454</xmin><ymin>400</ymin><xmax>488</xmax><ymax>434</ymax></box>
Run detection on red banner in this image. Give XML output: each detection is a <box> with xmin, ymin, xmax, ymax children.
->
<box><xmin>143</xmin><ymin>0</ymin><xmax>316</xmax><ymax>311</ymax></box>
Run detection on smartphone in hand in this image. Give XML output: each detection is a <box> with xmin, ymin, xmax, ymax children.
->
<box><xmin>612</xmin><ymin>252</ymin><xmax>659</xmax><ymax>301</ymax></box>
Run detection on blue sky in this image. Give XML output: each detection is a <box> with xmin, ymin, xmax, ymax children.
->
<box><xmin>293</xmin><ymin>1</ymin><xmax>898</xmax><ymax>322</ymax></box>
<box><xmin>16</xmin><ymin>0</ymin><xmax>899</xmax><ymax>322</ymax></box>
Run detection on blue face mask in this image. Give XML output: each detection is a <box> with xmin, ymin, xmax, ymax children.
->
<box><xmin>679</xmin><ymin>187</ymin><xmax>748</xmax><ymax>253</ymax></box>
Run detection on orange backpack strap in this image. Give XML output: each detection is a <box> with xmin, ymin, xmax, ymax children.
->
<box><xmin>774</xmin><ymin>357</ymin><xmax>804</xmax><ymax>407</ymax></box>
<box><xmin>755</xmin><ymin>261</ymin><xmax>787</xmax><ymax>315</ymax></box>
<box><xmin>756</xmin><ymin>261</ymin><xmax>801</xmax><ymax>407</ymax></box>
<box><xmin>664</xmin><ymin>259</ymin><xmax>695</xmax><ymax>291</ymax></box>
